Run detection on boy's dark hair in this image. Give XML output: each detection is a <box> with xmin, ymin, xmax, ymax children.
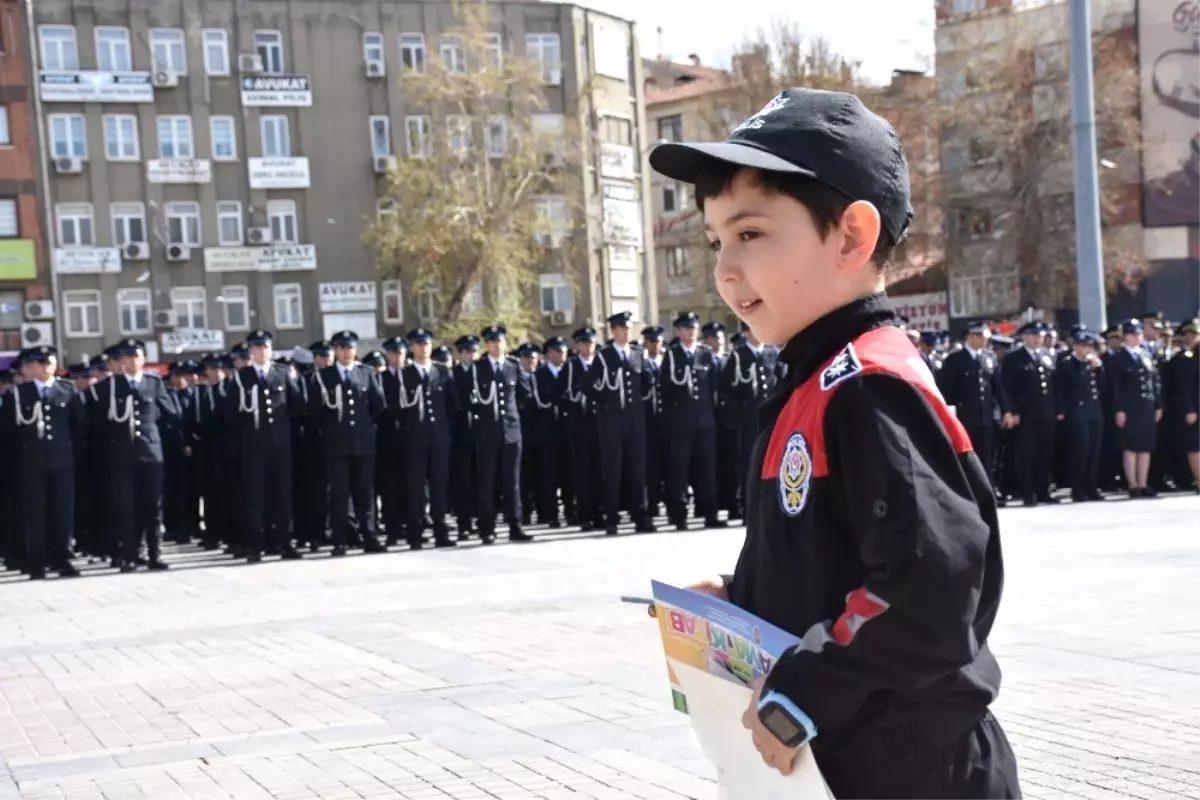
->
<box><xmin>693</xmin><ymin>162</ymin><xmax>896</xmax><ymax>271</ymax></box>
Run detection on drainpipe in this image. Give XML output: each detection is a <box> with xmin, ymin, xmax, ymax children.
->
<box><xmin>23</xmin><ymin>0</ymin><xmax>64</xmax><ymax>356</ymax></box>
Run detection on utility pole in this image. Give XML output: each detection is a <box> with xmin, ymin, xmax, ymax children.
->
<box><xmin>1068</xmin><ymin>0</ymin><xmax>1107</xmax><ymax>331</ymax></box>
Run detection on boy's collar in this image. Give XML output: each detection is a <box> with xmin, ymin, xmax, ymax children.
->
<box><xmin>778</xmin><ymin>293</ymin><xmax>896</xmax><ymax>386</ymax></box>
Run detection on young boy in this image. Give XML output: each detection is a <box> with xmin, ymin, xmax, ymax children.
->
<box><xmin>649</xmin><ymin>89</ymin><xmax>1020</xmax><ymax>798</ymax></box>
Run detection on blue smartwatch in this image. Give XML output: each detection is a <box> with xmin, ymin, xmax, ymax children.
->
<box><xmin>757</xmin><ymin>690</ymin><xmax>818</xmax><ymax>748</ymax></box>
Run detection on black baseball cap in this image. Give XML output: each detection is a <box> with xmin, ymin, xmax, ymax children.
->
<box><xmin>649</xmin><ymin>88</ymin><xmax>913</xmax><ymax>245</ymax></box>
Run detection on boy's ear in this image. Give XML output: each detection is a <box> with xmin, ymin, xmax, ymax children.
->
<box><xmin>837</xmin><ymin>201</ymin><xmax>882</xmax><ymax>271</ymax></box>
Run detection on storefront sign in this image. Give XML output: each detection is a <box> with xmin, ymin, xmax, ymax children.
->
<box><xmin>319</xmin><ymin>281</ymin><xmax>377</xmax><ymax>312</ymax></box>
<box><xmin>146</xmin><ymin>158</ymin><xmax>212</xmax><ymax>184</ymax></box>
<box><xmin>53</xmin><ymin>247</ymin><xmax>121</xmax><ymax>275</ymax></box>
<box><xmin>323</xmin><ymin>312</ymin><xmax>378</xmax><ymax>341</ymax></box>
<box><xmin>599</xmin><ymin>143</ymin><xmax>636</xmax><ymax>180</ymax></box>
<box><xmin>0</xmin><ymin>240</ymin><xmax>37</xmax><ymax>281</ymax></box>
<box><xmin>161</xmin><ymin>329</ymin><xmax>225</xmax><ymax>354</ymax></box>
<box><xmin>39</xmin><ymin>71</ymin><xmax>154</xmax><ymax>103</ymax></box>
<box><xmin>240</xmin><ymin>74</ymin><xmax>312</xmax><ymax>107</ymax></box>
<box><xmin>601</xmin><ymin>182</ymin><xmax>643</xmax><ymax>247</ymax></box>
<box><xmin>891</xmin><ymin>291</ymin><xmax>951</xmax><ymax>331</ymax></box>
<box><xmin>204</xmin><ymin>244</ymin><xmax>317</xmax><ymax>273</ymax></box>
<box><xmin>248</xmin><ymin>157</ymin><xmax>310</xmax><ymax>189</ymax></box>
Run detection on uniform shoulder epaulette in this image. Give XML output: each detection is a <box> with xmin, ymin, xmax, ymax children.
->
<box><xmin>505</xmin><ymin>355</ymin><xmax>520</xmax><ymax>365</ymax></box>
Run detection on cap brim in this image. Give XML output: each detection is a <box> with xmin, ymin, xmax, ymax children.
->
<box><xmin>649</xmin><ymin>141</ymin><xmax>816</xmax><ymax>184</ymax></box>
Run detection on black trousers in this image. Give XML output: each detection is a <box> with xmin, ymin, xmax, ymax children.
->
<box><xmin>327</xmin><ymin>454</ymin><xmax>376</xmax><ymax>547</ymax></box>
<box><xmin>20</xmin><ymin>467</ymin><xmax>75</xmax><ymax>574</ymax></box>
<box><xmin>966</xmin><ymin>423</ymin><xmax>996</xmax><ymax>490</ymax></box>
<box><xmin>716</xmin><ymin>427</ymin><xmax>740</xmax><ymax>514</ymax></box>
<box><xmin>647</xmin><ymin>428</ymin><xmax>669</xmax><ymax>513</ymax></box>
<box><xmin>568</xmin><ymin>424</ymin><xmax>601</xmax><ymax>525</ymax></box>
<box><xmin>521</xmin><ymin>436</ymin><xmax>543</xmax><ymax>523</ymax></box>
<box><xmin>667</xmin><ymin>425</ymin><xmax>718</xmax><ymax>523</ymax></box>
<box><xmin>295</xmin><ymin>438</ymin><xmax>328</xmax><ymax>547</ymax></box>
<box><xmin>475</xmin><ymin>438</ymin><xmax>521</xmax><ymax>534</ymax></box>
<box><xmin>597</xmin><ymin>415</ymin><xmax>648</xmax><ymax>526</ymax></box>
<box><xmin>1014</xmin><ymin>419</ymin><xmax>1055</xmax><ymax>500</ymax></box>
<box><xmin>1068</xmin><ymin>417</ymin><xmax>1103</xmax><ymax>497</ymax></box>
<box><xmin>243</xmin><ymin>445</ymin><xmax>293</xmax><ymax>554</ymax></box>
<box><xmin>450</xmin><ymin>429</ymin><xmax>476</xmax><ymax>529</ymax></box>
<box><xmin>163</xmin><ymin>449</ymin><xmax>199</xmax><ymax>542</ymax></box>
<box><xmin>406</xmin><ymin>443</ymin><xmax>450</xmax><ymax>542</ymax></box>
<box><xmin>539</xmin><ymin>428</ymin><xmax>571</xmax><ymax>525</ymax></box>
<box><xmin>112</xmin><ymin>463</ymin><xmax>164</xmax><ymax>564</ymax></box>
<box><xmin>377</xmin><ymin>438</ymin><xmax>405</xmax><ymax>542</ymax></box>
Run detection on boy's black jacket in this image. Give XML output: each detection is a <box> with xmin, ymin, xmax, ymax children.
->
<box><xmin>729</xmin><ymin>293</ymin><xmax>1004</xmax><ymax>780</ymax></box>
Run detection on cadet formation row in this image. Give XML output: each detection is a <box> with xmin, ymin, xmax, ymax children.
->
<box><xmin>0</xmin><ymin>308</ymin><xmax>1197</xmax><ymax>581</ymax></box>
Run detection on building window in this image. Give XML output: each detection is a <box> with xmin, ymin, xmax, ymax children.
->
<box><xmin>526</xmin><ymin>34</ymin><xmax>561</xmax><ymax>85</ymax></box>
<box><xmin>538</xmin><ymin>273</ymin><xmax>572</xmax><ymax>314</ymax></box>
<box><xmin>221</xmin><ymin>285</ymin><xmax>250</xmax><ymax>331</ymax></box>
<box><xmin>165</xmin><ymin>202</ymin><xmax>201</xmax><ymax>246</ymax></box>
<box><xmin>210</xmin><ymin>116</ymin><xmax>236</xmax><ymax>160</ymax></box>
<box><xmin>664</xmin><ymin>246</ymin><xmax>689</xmax><ymax>277</ymax></box>
<box><xmin>533</xmin><ymin>195</ymin><xmax>569</xmax><ymax>247</ymax></box>
<box><xmin>662</xmin><ymin>181</ymin><xmax>687</xmax><ymax>214</ymax></box>
<box><xmin>657</xmin><ymin>114</ymin><xmax>683</xmax><ymax>143</ymax></box>
<box><xmin>255</xmin><ymin>30</ymin><xmax>284</xmax><ymax>74</ymax></box>
<box><xmin>261</xmin><ymin>116</ymin><xmax>290</xmax><ymax>157</ymax></box>
<box><xmin>267</xmin><ymin>199</ymin><xmax>298</xmax><ymax>244</ymax></box>
<box><xmin>111</xmin><ymin>202</ymin><xmax>146</xmax><ymax>246</ymax></box>
<box><xmin>486</xmin><ymin>116</ymin><xmax>507</xmax><ymax>158</ymax></box>
<box><xmin>483</xmin><ymin>32</ymin><xmax>503</xmax><ymax>69</ymax></box>
<box><xmin>273</xmin><ymin>283</ymin><xmax>303</xmax><ymax>329</ymax></box>
<box><xmin>447</xmin><ymin>115</ymin><xmax>471</xmax><ymax>155</ymax></box>
<box><xmin>951</xmin><ymin>207</ymin><xmax>994</xmax><ymax>242</ymax></box>
<box><xmin>0</xmin><ymin>292</ymin><xmax>23</xmax><ymax>328</ymax></box>
<box><xmin>149</xmin><ymin>28</ymin><xmax>187</xmax><ymax>74</ymax></box>
<box><xmin>157</xmin><ymin>115</ymin><xmax>194</xmax><ymax>158</ymax></box>
<box><xmin>599</xmin><ymin>115</ymin><xmax>632</xmax><ymax>146</ymax></box>
<box><xmin>440</xmin><ymin>35</ymin><xmax>466</xmax><ymax>73</ymax></box>
<box><xmin>56</xmin><ymin>203</ymin><xmax>94</xmax><ymax>246</ymax></box>
<box><xmin>415</xmin><ymin>287</ymin><xmax>439</xmax><ymax>323</ymax></box>
<box><xmin>95</xmin><ymin>27</ymin><xmax>132</xmax><ymax>72</ymax></box>
<box><xmin>382</xmin><ymin>280</ymin><xmax>403</xmax><ymax>324</ymax></box>
<box><xmin>369</xmin><ymin>115</ymin><xmax>391</xmax><ymax>158</ymax></box>
<box><xmin>363</xmin><ymin>32</ymin><xmax>384</xmax><ymax>64</ymax></box>
<box><xmin>376</xmin><ymin>198</ymin><xmax>397</xmax><ymax>220</ymax></box>
<box><xmin>0</xmin><ymin>199</ymin><xmax>18</xmax><ymax>237</ymax></box>
<box><xmin>63</xmin><ymin>290</ymin><xmax>102</xmax><ymax>338</ymax></box>
<box><xmin>0</xmin><ymin>106</ymin><xmax>8</xmax><ymax>145</ymax></box>
<box><xmin>104</xmin><ymin>115</ymin><xmax>139</xmax><ymax>160</ymax></box>
<box><xmin>39</xmin><ymin>25</ymin><xmax>78</xmax><ymax>71</ymax></box>
<box><xmin>217</xmin><ymin>201</ymin><xmax>243</xmax><ymax>245</ymax></box>
<box><xmin>49</xmin><ymin>114</ymin><xmax>86</xmax><ymax>159</ymax></box>
<box><xmin>400</xmin><ymin>33</ymin><xmax>426</xmax><ymax>72</ymax></box>
<box><xmin>116</xmin><ymin>288</ymin><xmax>152</xmax><ymax>335</ymax></box>
<box><xmin>203</xmin><ymin>30</ymin><xmax>229</xmax><ymax>76</ymax></box>
<box><xmin>171</xmin><ymin>287</ymin><xmax>207</xmax><ymax>330</ymax></box>
<box><xmin>405</xmin><ymin>115</ymin><xmax>431</xmax><ymax>157</ymax></box>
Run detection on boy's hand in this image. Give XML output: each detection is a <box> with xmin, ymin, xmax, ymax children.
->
<box><xmin>688</xmin><ymin>578</ymin><xmax>729</xmax><ymax>602</ymax></box>
<box><xmin>742</xmin><ymin>678</ymin><xmax>800</xmax><ymax>776</ymax></box>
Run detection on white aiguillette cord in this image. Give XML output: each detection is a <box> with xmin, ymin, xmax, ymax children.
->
<box><xmin>13</xmin><ymin>384</ymin><xmax>45</xmax><ymax>439</ymax></box>
<box><xmin>233</xmin><ymin>368</ymin><xmax>260</xmax><ymax>429</ymax></box>
<box><xmin>317</xmin><ymin>368</ymin><xmax>345</xmax><ymax>422</ymax></box>
<box><xmin>593</xmin><ymin>346</ymin><xmax>626</xmax><ymax>408</ymax></box>
<box><xmin>397</xmin><ymin>366</ymin><xmax>426</xmax><ymax>421</ymax></box>
<box><xmin>471</xmin><ymin>362</ymin><xmax>499</xmax><ymax>420</ymax></box>
<box><xmin>108</xmin><ymin>377</ymin><xmax>136</xmax><ymax>440</ymax></box>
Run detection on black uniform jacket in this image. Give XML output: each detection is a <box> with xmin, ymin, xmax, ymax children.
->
<box><xmin>660</xmin><ymin>342</ymin><xmax>719</xmax><ymax>430</ymax></box>
<box><xmin>224</xmin><ymin>364</ymin><xmax>301</xmax><ymax>452</ymax></box>
<box><xmin>587</xmin><ymin>342</ymin><xmax>646</xmax><ymax>417</ymax></box>
<box><xmin>728</xmin><ymin>295</ymin><xmax>1004</xmax><ymax>775</ymax></box>
<box><xmin>937</xmin><ymin>346</ymin><xmax>1009</xmax><ymax>426</ymax></box>
<box><xmin>310</xmin><ymin>363</ymin><xmax>385</xmax><ymax>457</ymax></box>
<box><xmin>88</xmin><ymin>373</ymin><xmax>178</xmax><ymax>466</ymax></box>
<box><xmin>467</xmin><ymin>356</ymin><xmax>526</xmax><ymax>444</ymax></box>
<box><xmin>397</xmin><ymin>362</ymin><xmax>458</xmax><ymax>448</ymax></box>
<box><xmin>1</xmin><ymin>379</ymin><xmax>88</xmax><ymax>470</ymax></box>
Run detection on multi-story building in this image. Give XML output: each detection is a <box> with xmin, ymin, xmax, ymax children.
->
<box><xmin>30</xmin><ymin>0</ymin><xmax>654</xmax><ymax>362</ymax></box>
<box><xmin>0</xmin><ymin>0</ymin><xmax>53</xmax><ymax>356</ymax></box>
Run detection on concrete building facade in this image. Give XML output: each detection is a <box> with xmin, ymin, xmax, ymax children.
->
<box><xmin>31</xmin><ymin>0</ymin><xmax>654</xmax><ymax>362</ymax></box>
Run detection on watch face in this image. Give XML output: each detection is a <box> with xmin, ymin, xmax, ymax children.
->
<box><xmin>762</xmin><ymin>705</ymin><xmax>803</xmax><ymax>746</ymax></box>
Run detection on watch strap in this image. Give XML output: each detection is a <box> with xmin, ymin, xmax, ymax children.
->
<box><xmin>758</xmin><ymin>689</ymin><xmax>818</xmax><ymax>746</ymax></box>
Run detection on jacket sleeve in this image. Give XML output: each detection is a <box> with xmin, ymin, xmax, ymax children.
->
<box><xmin>991</xmin><ymin>358</ymin><xmax>1011</xmax><ymax>416</ymax></box>
<box><xmin>368</xmin><ymin>372</ymin><xmax>386</xmax><ymax>422</ymax></box>
<box><xmin>157</xmin><ymin>379</ymin><xmax>181</xmax><ymax>424</ymax></box>
<box><xmin>1110</xmin><ymin>355</ymin><xmax>1127</xmax><ymax>414</ymax></box>
<box><xmin>762</xmin><ymin>373</ymin><xmax>994</xmax><ymax>736</ymax></box>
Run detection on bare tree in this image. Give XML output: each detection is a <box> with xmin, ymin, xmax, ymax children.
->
<box><xmin>362</xmin><ymin>3</ymin><xmax>582</xmax><ymax>340</ymax></box>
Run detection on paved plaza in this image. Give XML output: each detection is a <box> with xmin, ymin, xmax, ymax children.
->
<box><xmin>0</xmin><ymin>495</ymin><xmax>1198</xmax><ymax>800</ymax></box>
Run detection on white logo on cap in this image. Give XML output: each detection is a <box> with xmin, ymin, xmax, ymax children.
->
<box><xmin>734</xmin><ymin>93</ymin><xmax>790</xmax><ymax>133</ymax></box>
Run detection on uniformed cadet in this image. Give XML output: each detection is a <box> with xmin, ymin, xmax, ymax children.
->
<box><xmin>661</xmin><ymin>311</ymin><xmax>725</xmax><ymax>530</ymax></box>
<box><xmin>398</xmin><ymin>328</ymin><xmax>458</xmax><ymax>548</ymax></box>
<box><xmin>192</xmin><ymin>354</ymin><xmax>226</xmax><ymax>550</ymax></box>
<box><xmin>589</xmin><ymin>311</ymin><xmax>655</xmax><ymax>536</ymax></box>
<box><xmin>311</xmin><ymin>330</ymin><xmax>387</xmax><ymax>555</ymax></box>
<box><xmin>162</xmin><ymin>361</ymin><xmax>197</xmax><ymax>545</ymax></box>
<box><xmin>362</xmin><ymin>350</ymin><xmax>387</xmax><ymax>371</ymax></box>
<box><xmin>1149</xmin><ymin>318</ymin><xmax>1178</xmax><ymax>492</ymax></box>
<box><xmin>0</xmin><ymin>364</ymin><xmax>21</xmax><ymax>571</ymax></box>
<box><xmin>1168</xmin><ymin>319</ymin><xmax>1199</xmax><ymax>490</ymax></box>
<box><xmin>65</xmin><ymin>362</ymin><xmax>96</xmax><ymax>557</ymax></box>
<box><xmin>705</xmin><ymin>321</ymin><xmax>740</xmax><ymax>518</ymax></box>
<box><xmin>431</xmin><ymin>345</ymin><xmax>452</xmax><ymax>366</ymax></box>
<box><xmin>1098</xmin><ymin>325</ymin><xmax>1126</xmax><ymax>492</ymax></box>
<box><xmin>450</xmin><ymin>336</ymin><xmax>479</xmax><ymax>538</ymax></box>
<box><xmin>640</xmin><ymin>325</ymin><xmax>668</xmax><ymax>516</ymax></box>
<box><xmin>1056</xmin><ymin>327</ymin><xmax>1106</xmax><ymax>501</ymax></box>
<box><xmin>917</xmin><ymin>331</ymin><xmax>942</xmax><ymax>375</ymax></box>
<box><xmin>91</xmin><ymin>338</ymin><xmax>176</xmax><ymax>572</ymax></box>
<box><xmin>1002</xmin><ymin>322</ymin><xmax>1060</xmax><ymax>506</ymax></box>
<box><xmin>1108</xmin><ymin>318</ymin><xmax>1162</xmax><ymax>498</ymax></box>
<box><xmin>517</xmin><ymin>343</ymin><xmax>544</xmax><ymax>525</ymax></box>
<box><xmin>937</xmin><ymin>321</ymin><xmax>1011</xmax><ymax>494</ymax></box>
<box><xmin>468</xmin><ymin>325</ymin><xmax>531</xmax><ymax>544</ymax></box>
<box><xmin>1</xmin><ymin>346</ymin><xmax>86</xmax><ymax>579</ymax></box>
<box><xmin>558</xmin><ymin>327</ymin><xmax>603</xmax><ymax>530</ymax></box>
<box><xmin>84</xmin><ymin>351</ymin><xmax>117</xmax><ymax>561</ymax></box>
<box><xmin>378</xmin><ymin>336</ymin><xmax>410</xmax><ymax>546</ymax></box>
<box><xmin>295</xmin><ymin>342</ymin><xmax>332</xmax><ymax>551</ymax></box>
<box><xmin>532</xmin><ymin>337</ymin><xmax>570</xmax><ymax>527</ymax></box>
<box><xmin>227</xmin><ymin>330</ymin><xmax>303</xmax><ymax>562</ymax></box>
<box><xmin>720</xmin><ymin>322</ymin><xmax>781</xmax><ymax>519</ymax></box>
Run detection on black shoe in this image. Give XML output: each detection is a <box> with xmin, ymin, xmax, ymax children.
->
<box><xmin>510</xmin><ymin>530</ymin><xmax>534</xmax><ymax>543</ymax></box>
<box><xmin>705</xmin><ymin>518</ymin><xmax>729</xmax><ymax>529</ymax></box>
<box><xmin>1128</xmin><ymin>488</ymin><xmax>1143</xmax><ymax>499</ymax></box>
<box><xmin>605</xmin><ymin>525</ymin><xmax>619</xmax><ymax>537</ymax></box>
<box><xmin>330</xmin><ymin>546</ymin><xmax>347</xmax><ymax>557</ymax></box>
<box><xmin>635</xmin><ymin>522</ymin><xmax>657</xmax><ymax>534</ymax></box>
<box><xmin>408</xmin><ymin>540</ymin><xmax>424</xmax><ymax>551</ymax></box>
<box><xmin>674</xmin><ymin>522</ymin><xmax>688</xmax><ymax>532</ymax></box>
<box><xmin>434</xmin><ymin>538</ymin><xmax>457</xmax><ymax>548</ymax></box>
<box><xmin>281</xmin><ymin>548</ymin><xmax>303</xmax><ymax>560</ymax></box>
<box><xmin>1086</xmin><ymin>492</ymin><xmax>1105</xmax><ymax>501</ymax></box>
<box><xmin>201</xmin><ymin>540</ymin><xmax>221</xmax><ymax>551</ymax></box>
<box><xmin>119</xmin><ymin>563</ymin><xmax>137</xmax><ymax>574</ymax></box>
<box><xmin>147</xmin><ymin>560</ymin><xmax>170</xmax><ymax>571</ymax></box>
<box><xmin>309</xmin><ymin>542</ymin><xmax>321</xmax><ymax>553</ymax></box>
<box><xmin>547</xmin><ymin>520</ymin><xmax>562</xmax><ymax>529</ymax></box>
<box><xmin>134</xmin><ymin>555</ymin><xmax>149</xmax><ymax>567</ymax></box>
<box><xmin>362</xmin><ymin>538</ymin><xmax>387</xmax><ymax>553</ymax></box>
<box><xmin>481</xmin><ymin>533</ymin><xmax>496</xmax><ymax>545</ymax></box>
<box><xmin>57</xmin><ymin>563</ymin><xmax>81</xmax><ymax>578</ymax></box>
<box><xmin>1142</xmin><ymin>487</ymin><xmax>1160</xmax><ymax>498</ymax></box>
<box><xmin>1021</xmin><ymin>496</ymin><xmax>1038</xmax><ymax>507</ymax></box>
<box><xmin>29</xmin><ymin>569</ymin><xmax>46</xmax><ymax>581</ymax></box>
<box><xmin>1038</xmin><ymin>496</ymin><xmax>1061</xmax><ymax>505</ymax></box>
<box><xmin>247</xmin><ymin>552</ymin><xmax>263</xmax><ymax>564</ymax></box>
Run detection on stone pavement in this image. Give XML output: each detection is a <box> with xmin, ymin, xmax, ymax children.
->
<box><xmin>0</xmin><ymin>494</ymin><xmax>1198</xmax><ymax>799</ymax></box>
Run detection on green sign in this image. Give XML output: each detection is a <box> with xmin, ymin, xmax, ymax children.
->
<box><xmin>0</xmin><ymin>240</ymin><xmax>36</xmax><ymax>281</ymax></box>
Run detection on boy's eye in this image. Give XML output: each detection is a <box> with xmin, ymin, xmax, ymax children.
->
<box><xmin>707</xmin><ymin>238</ymin><xmax>721</xmax><ymax>253</ymax></box>
<box><xmin>738</xmin><ymin>230</ymin><xmax>760</xmax><ymax>243</ymax></box>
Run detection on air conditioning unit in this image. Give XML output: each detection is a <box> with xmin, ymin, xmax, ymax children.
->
<box><xmin>238</xmin><ymin>53</ymin><xmax>264</xmax><ymax>73</ymax></box>
<box><xmin>24</xmin><ymin>300</ymin><xmax>56</xmax><ymax>321</ymax></box>
<box><xmin>373</xmin><ymin>155</ymin><xmax>397</xmax><ymax>174</ymax></box>
<box><xmin>20</xmin><ymin>322</ymin><xmax>54</xmax><ymax>347</ymax></box>
<box><xmin>247</xmin><ymin>226</ymin><xmax>273</xmax><ymax>244</ymax></box>
<box><xmin>153</xmin><ymin>309</ymin><xmax>176</xmax><ymax>330</ymax></box>
<box><xmin>166</xmin><ymin>244</ymin><xmax>191</xmax><ymax>262</ymax></box>
<box><xmin>153</xmin><ymin>70</ymin><xmax>180</xmax><ymax>88</ymax></box>
<box><xmin>365</xmin><ymin>58</ymin><xmax>386</xmax><ymax>78</ymax></box>
<box><xmin>54</xmin><ymin>157</ymin><xmax>84</xmax><ymax>175</ymax></box>
<box><xmin>549</xmin><ymin>310</ymin><xmax>571</xmax><ymax>326</ymax></box>
<box><xmin>123</xmin><ymin>241</ymin><xmax>150</xmax><ymax>261</ymax></box>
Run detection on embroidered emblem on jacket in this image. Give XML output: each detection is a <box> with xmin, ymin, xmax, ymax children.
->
<box><xmin>778</xmin><ymin>432</ymin><xmax>812</xmax><ymax>517</ymax></box>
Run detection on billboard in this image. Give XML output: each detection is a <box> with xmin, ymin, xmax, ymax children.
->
<box><xmin>1138</xmin><ymin>0</ymin><xmax>1199</xmax><ymax>227</ymax></box>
